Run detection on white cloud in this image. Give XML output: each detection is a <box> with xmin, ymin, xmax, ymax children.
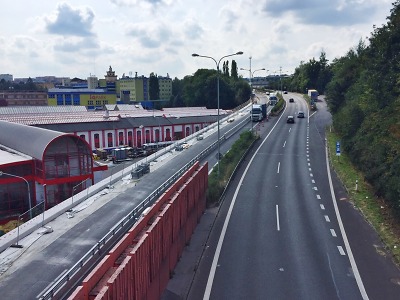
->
<box><xmin>0</xmin><ymin>0</ymin><xmax>394</xmax><ymax>79</ymax></box>
<box><xmin>45</xmin><ymin>3</ymin><xmax>96</xmax><ymax>37</ymax></box>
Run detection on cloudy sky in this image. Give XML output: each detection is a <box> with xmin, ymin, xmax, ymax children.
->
<box><xmin>0</xmin><ymin>0</ymin><xmax>394</xmax><ymax>80</ymax></box>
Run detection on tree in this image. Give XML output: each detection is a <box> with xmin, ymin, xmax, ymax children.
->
<box><xmin>149</xmin><ymin>72</ymin><xmax>159</xmax><ymax>102</ymax></box>
<box><xmin>223</xmin><ymin>61</ymin><xmax>230</xmax><ymax>76</ymax></box>
<box><xmin>231</xmin><ymin>60</ymin><xmax>239</xmax><ymax>79</ymax></box>
<box><xmin>170</xmin><ymin>68</ymin><xmax>249</xmax><ymax>109</ymax></box>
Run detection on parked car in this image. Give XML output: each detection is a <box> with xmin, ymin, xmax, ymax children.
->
<box><xmin>289</xmin><ymin>98</ymin><xmax>294</xmax><ymax>102</ymax></box>
<box><xmin>287</xmin><ymin>116</ymin><xmax>295</xmax><ymax>123</ymax></box>
<box><xmin>297</xmin><ymin>111</ymin><xmax>305</xmax><ymax>118</ymax></box>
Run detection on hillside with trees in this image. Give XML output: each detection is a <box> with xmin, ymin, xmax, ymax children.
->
<box><xmin>289</xmin><ymin>1</ymin><xmax>400</xmax><ymax>216</ymax></box>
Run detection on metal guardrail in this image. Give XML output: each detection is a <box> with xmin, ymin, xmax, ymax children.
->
<box><xmin>40</xmin><ymin>114</ymin><xmax>250</xmax><ymax>300</ymax></box>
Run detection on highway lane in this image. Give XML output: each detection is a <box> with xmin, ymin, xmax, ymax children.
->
<box><xmin>190</xmin><ymin>94</ymin><xmax>365</xmax><ymax>299</ymax></box>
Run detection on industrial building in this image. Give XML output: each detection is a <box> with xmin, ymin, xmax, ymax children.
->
<box><xmin>0</xmin><ymin>104</ymin><xmax>229</xmax><ymax>224</ymax></box>
<box><xmin>0</xmin><ymin>120</ymin><xmax>100</xmax><ymax>224</ymax></box>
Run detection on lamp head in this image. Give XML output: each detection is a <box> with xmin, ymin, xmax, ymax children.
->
<box><xmin>236</xmin><ymin>51</ymin><xmax>244</xmax><ymax>55</ymax></box>
<box><xmin>192</xmin><ymin>53</ymin><xmax>199</xmax><ymax>57</ymax></box>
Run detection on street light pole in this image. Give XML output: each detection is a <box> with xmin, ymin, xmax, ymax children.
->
<box><xmin>240</xmin><ymin>65</ymin><xmax>265</xmax><ymax>130</ymax></box>
<box><xmin>192</xmin><ymin>51</ymin><xmax>243</xmax><ymax>177</ymax></box>
<box><xmin>71</xmin><ymin>178</ymin><xmax>90</xmax><ymax>205</ymax></box>
<box><xmin>0</xmin><ymin>171</ymin><xmax>32</xmax><ymax>220</ymax></box>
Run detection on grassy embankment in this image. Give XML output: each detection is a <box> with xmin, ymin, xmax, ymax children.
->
<box><xmin>327</xmin><ymin>130</ymin><xmax>400</xmax><ymax>265</ymax></box>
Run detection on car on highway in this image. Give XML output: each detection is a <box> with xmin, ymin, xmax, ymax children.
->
<box><xmin>287</xmin><ymin>116</ymin><xmax>295</xmax><ymax>123</ymax></box>
<box><xmin>196</xmin><ymin>134</ymin><xmax>204</xmax><ymax>141</ymax></box>
<box><xmin>297</xmin><ymin>111</ymin><xmax>305</xmax><ymax>118</ymax></box>
<box><xmin>175</xmin><ymin>144</ymin><xmax>183</xmax><ymax>151</ymax></box>
<box><xmin>289</xmin><ymin>98</ymin><xmax>294</xmax><ymax>102</ymax></box>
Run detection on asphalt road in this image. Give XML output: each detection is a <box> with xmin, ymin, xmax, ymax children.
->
<box><xmin>185</xmin><ymin>94</ymin><xmax>400</xmax><ymax>300</ymax></box>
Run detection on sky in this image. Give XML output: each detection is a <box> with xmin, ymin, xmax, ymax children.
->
<box><xmin>0</xmin><ymin>0</ymin><xmax>395</xmax><ymax>80</ymax></box>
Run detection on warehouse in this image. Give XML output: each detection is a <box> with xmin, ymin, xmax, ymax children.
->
<box><xmin>0</xmin><ymin>120</ymin><xmax>101</xmax><ymax>224</ymax></box>
<box><xmin>0</xmin><ymin>105</ymin><xmax>229</xmax><ymax>223</ymax></box>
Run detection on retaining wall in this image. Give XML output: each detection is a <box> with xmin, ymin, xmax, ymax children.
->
<box><xmin>68</xmin><ymin>161</ymin><xmax>208</xmax><ymax>300</ymax></box>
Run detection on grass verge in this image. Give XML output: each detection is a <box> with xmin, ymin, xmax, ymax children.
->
<box><xmin>207</xmin><ymin>130</ymin><xmax>258</xmax><ymax>206</ymax></box>
<box><xmin>327</xmin><ymin>129</ymin><xmax>400</xmax><ymax>265</ymax></box>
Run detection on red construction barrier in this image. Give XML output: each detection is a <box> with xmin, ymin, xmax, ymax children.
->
<box><xmin>68</xmin><ymin>161</ymin><xmax>208</xmax><ymax>300</ymax></box>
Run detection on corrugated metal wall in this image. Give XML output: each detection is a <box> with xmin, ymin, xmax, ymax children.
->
<box><xmin>67</xmin><ymin>161</ymin><xmax>208</xmax><ymax>300</ymax></box>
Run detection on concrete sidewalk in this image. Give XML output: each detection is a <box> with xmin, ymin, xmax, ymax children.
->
<box><xmin>161</xmin><ymin>206</ymin><xmax>218</xmax><ymax>299</ymax></box>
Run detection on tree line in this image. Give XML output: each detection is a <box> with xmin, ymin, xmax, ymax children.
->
<box><xmin>166</xmin><ymin>59</ymin><xmax>251</xmax><ymax>110</ymax></box>
<box><xmin>0</xmin><ymin>78</ymin><xmax>42</xmax><ymax>91</ymax></box>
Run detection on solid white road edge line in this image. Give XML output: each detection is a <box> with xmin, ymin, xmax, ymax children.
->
<box><xmin>325</xmin><ymin>136</ymin><xmax>369</xmax><ymax>299</ymax></box>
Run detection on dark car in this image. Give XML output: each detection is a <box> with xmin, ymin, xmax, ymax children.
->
<box><xmin>289</xmin><ymin>98</ymin><xmax>294</xmax><ymax>102</ymax></box>
<box><xmin>297</xmin><ymin>111</ymin><xmax>305</xmax><ymax>118</ymax></box>
<box><xmin>283</xmin><ymin>91</ymin><xmax>288</xmax><ymax>94</ymax></box>
<box><xmin>287</xmin><ymin>116</ymin><xmax>295</xmax><ymax>123</ymax></box>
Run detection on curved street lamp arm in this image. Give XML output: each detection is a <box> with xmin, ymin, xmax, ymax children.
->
<box><xmin>192</xmin><ymin>51</ymin><xmax>243</xmax><ymax>70</ymax></box>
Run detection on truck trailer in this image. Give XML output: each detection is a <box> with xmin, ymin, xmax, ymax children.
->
<box><xmin>308</xmin><ymin>89</ymin><xmax>318</xmax><ymax>103</ymax></box>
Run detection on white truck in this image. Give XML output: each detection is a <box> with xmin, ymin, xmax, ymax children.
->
<box><xmin>251</xmin><ymin>104</ymin><xmax>266</xmax><ymax>122</ymax></box>
<box><xmin>269</xmin><ymin>93</ymin><xmax>278</xmax><ymax>105</ymax></box>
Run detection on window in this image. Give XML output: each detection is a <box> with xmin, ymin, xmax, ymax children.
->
<box><xmin>118</xmin><ymin>132</ymin><xmax>124</xmax><ymax>145</ymax></box>
<box><xmin>94</xmin><ymin>133</ymin><xmax>100</xmax><ymax>148</ymax></box>
<box><xmin>108</xmin><ymin>132</ymin><xmax>113</xmax><ymax>147</ymax></box>
<box><xmin>166</xmin><ymin>128</ymin><xmax>171</xmax><ymax>141</ymax></box>
<box><xmin>154</xmin><ymin>129</ymin><xmax>160</xmax><ymax>142</ymax></box>
<box><xmin>57</xmin><ymin>94</ymin><xmax>64</xmax><ymax>105</ymax></box>
<box><xmin>128</xmin><ymin>131</ymin><xmax>133</xmax><ymax>147</ymax></box>
<box><xmin>137</xmin><ymin>131</ymin><xmax>142</xmax><ymax>147</ymax></box>
<box><xmin>73</xmin><ymin>95</ymin><xmax>80</xmax><ymax>105</ymax></box>
<box><xmin>65</xmin><ymin>94</ymin><xmax>72</xmax><ymax>105</ymax></box>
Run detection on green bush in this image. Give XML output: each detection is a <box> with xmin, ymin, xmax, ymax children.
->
<box><xmin>207</xmin><ymin>131</ymin><xmax>257</xmax><ymax>205</ymax></box>
<box><xmin>271</xmin><ymin>93</ymin><xmax>285</xmax><ymax>115</ymax></box>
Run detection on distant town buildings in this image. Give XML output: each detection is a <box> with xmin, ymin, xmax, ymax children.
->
<box><xmin>0</xmin><ymin>74</ymin><xmax>13</xmax><ymax>82</ymax></box>
<box><xmin>0</xmin><ymin>90</ymin><xmax>48</xmax><ymax>106</ymax></box>
<box><xmin>0</xmin><ymin>66</ymin><xmax>173</xmax><ymax>108</ymax></box>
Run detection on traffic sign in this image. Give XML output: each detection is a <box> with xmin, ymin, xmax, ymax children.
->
<box><xmin>336</xmin><ymin>141</ymin><xmax>341</xmax><ymax>156</ymax></box>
